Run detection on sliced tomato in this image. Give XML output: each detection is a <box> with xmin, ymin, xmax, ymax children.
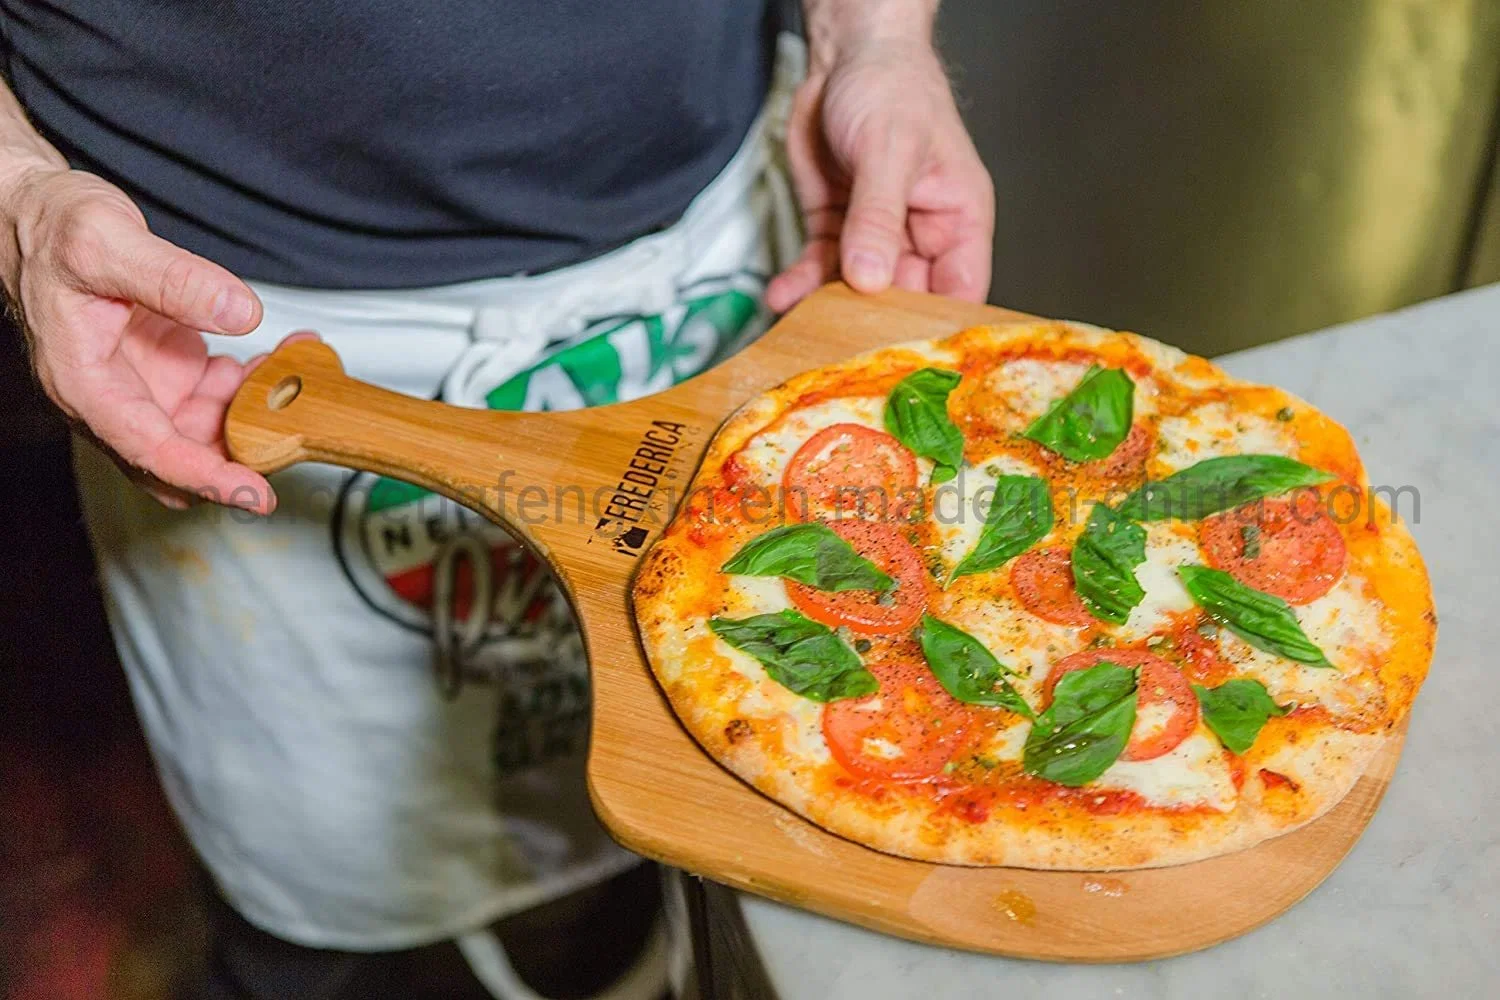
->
<box><xmin>823</xmin><ymin>655</ymin><xmax>971</xmax><ymax>781</ymax></box>
<box><xmin>1043</xmin><ymin>648</ymin><xmax>1198</xmax><ymax>762</ymax></box>
<box><xmin>1010</xmin><ymin>546</ymin><xmax>1092</xmax><ymax>627</ymax></box>
<box><xmin>1079</xmin><ymin>422</ymin><xmax>1153</xmax><ymax>481</ymax></box>
<box><xmin>1198</xmin><ymin>498</ymin><xmax>1346</xmax><ymax>605</ymax></box>
<box><xmin>787</xmin><ymin>519</ymin><xmax>928</xmax><ymax>634</ymax></box>
<box><xmin>783</xmin><ymin>423</ymin><xmax>918</xmax><ymax>523</ymax></box>
<box><xmin>1156</xmin><ymin>611</ymin><xmax>1234</xmax><ymax>686</ymax></box>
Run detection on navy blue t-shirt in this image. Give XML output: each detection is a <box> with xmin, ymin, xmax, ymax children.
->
<box><xmin>0</xmin><ymin>2</ymin><xmax>775</xmax><ymax>287</ymax></box>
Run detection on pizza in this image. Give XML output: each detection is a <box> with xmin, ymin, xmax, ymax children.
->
<box><xmin>632</xmin><ymin>319</ymin><xmax>1435</xmax><ymax>869</ymax></box>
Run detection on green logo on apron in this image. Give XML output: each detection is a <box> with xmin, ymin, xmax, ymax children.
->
<box><xmin>485</xmin><ymin>285</ymin><xmax>761</xmax><ymax>410</ymax></box>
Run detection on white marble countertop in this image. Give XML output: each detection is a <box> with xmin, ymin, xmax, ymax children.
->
<box><xmin>730</xmin><ymin>284</ymin><xmax>1500</xmax><ymax>998</ymax></box>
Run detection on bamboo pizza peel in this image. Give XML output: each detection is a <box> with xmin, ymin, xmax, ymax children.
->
<box><xmin>224</xmin><ymin>283</ymin><xmax>1404</xmax><ymax>961</ymax></box>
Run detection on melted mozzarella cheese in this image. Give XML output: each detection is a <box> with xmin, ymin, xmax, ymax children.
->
<box><xmin>723</xmin><ymin>574</ymin><xmax>790</xmax><ymax>617</ymax></box>
<box><xmin>732</xmin><ymin>396</ymin><xmax>889</xmax><ymax>486</ymax></box>
<box><xmin>941</xmin><ymin>599</ymin><xmax>1078</xmax><ymax>701</ymax></box>
<box><xmin>978</xmin><ymin>717</ymin><xmax>1031</xmax><ymax>762</ymax></box>
<box><xmin>718</xmin><ymin>642</ymin><xmax>833</xmax><ymax>763</ymax></box>
<box><xmin>706</xmin><ymin>574</ymin><xmax>823</xmax><ymax>763</ymax></box>
<box><xmin>1114</xmin><ymin>523</ymin><xmax>1201</xmax><ymax>640</ymax></box>
<box><xmin>1155</xmin><ymin>402</ymin><xmax>1295</xmax><ymax>472</ymax></box>
<box><xmin>932</xmin><ymin>454</ymin><xmax>1047</xmax><ymax>573</ymax></box>
<box><xmin>1131</xmin><ymin>701</ymin><xmax>1177</xmax><ymax>743</ymax></box>
<box><xmin>1215</xmin><ymin>572</ymin><xmax>1389</xmax><ymax>714</ymax></box>
<box><xmin>982</xmin><ymin>355</ymin><xmax>1162</xmax><ymax>430</ymax></box>
<box><xmin>719</xmin><ymin>571</ymin><xmax>867</xmax><ymax>762</ymax></box>
<box><xmin>1095</xmin><ymin>730</ymin><xmax>1237</xmax><ymax>812</ymax></box>
<box><xmin>983</xmin><ymin>358</ymin><xmax>1094</xmax><ymax>430</ymax></box>
<box><xmin>973</xmin><ymin>715</ymin><xmax>1236</xmax><ymax>812</ymax></box>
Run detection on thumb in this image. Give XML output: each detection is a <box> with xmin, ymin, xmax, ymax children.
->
<box><xmin>840</xmin><ymin>129</ymin><xmax>923</xmax><ymax>293</ymax></box>
<box><xmin>73</xmin><ymin>216</ymin><xmax>262</xmax><ymax>334</ymax></box>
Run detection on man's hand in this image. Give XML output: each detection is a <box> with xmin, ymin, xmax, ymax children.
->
<box><xmin>1</xmin><ymin>166</ymin><xmax>279</xmax><ymax>512</ymax></box>
<box><xmin>768</xmin><ymin>3</ymin><xmax>994</xmax><ymax>312</ymax></box>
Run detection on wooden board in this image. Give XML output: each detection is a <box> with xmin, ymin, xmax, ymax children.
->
<box><xmin>224</xmin><ymin>283</ymin><xmax>1405</xmax><ymax>961</ymax></box>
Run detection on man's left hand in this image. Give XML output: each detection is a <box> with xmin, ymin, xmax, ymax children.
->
<box><xmin>767</xmin><ymin>31</ymin><xmax>994</xmax><ymax>312</ymax></box>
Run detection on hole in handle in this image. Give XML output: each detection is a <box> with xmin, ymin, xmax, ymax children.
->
<box><xmin>267</xmin><ymin>376</ymin><xmax>302</xmax><ymax>411</ymax></box>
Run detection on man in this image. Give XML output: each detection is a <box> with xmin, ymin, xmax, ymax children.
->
<box><xmin>0</xmin><ymin>1</ymin><xmax>992</xmax><ymax>996</ymax></box>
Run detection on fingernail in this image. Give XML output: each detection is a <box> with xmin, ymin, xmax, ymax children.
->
<box><xmin>846</xmin><ymin>252</ymin><xmax>891</xmax><ymax>290</ymax></box>
<box><xmin>233</xmin><ymin>486</ymin><xmax>271</xmax><ymax>514</ymax></box>
<box><xmin>213</xmin><ymin>288</ymin><xmax>256</xmax><ymax>331</ymax></box>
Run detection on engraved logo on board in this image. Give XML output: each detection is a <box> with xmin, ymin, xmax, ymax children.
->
<box><xmin>591</xmin><ymin>419</ymin><xmax>701</xmax><ymax>557</ymax></box>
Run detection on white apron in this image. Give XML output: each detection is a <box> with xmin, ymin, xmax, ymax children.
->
<box><xmin>74</xmin><ymin>36</ymin><xmax>803</xmax><ymax>967</ymax></box>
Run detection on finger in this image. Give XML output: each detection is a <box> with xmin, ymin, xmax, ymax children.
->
<box><xmin>185</xmin><ymin>331</ymin><xmax>323</xmax><ymax>447</ymax></box>
<box><xmin>928</xmin><ymin>232</ymin><xmax>993</xmax><ymax>303</ymax></box>
<box><xmin>767</xmin><ymin>239</ymin><xmax>839</xmax><ymax>313</ymax></box>
<box><xmin>116</xmin><ymin>460</ymin><xmax>193</xmax><ymax>511</ymax></box>
<box><xmin>892</xmin><ymin>255</ymin><xmax>931</xmax><ymax>294</ymax></box>
<box><xmin>245</xmin><ymin>329</ymin><xmax>322</xmax><ymax>371</ymax></box>
<box><xmin>151</xmin><ymin>492</ymin><xmax>191</xmax><ymax>511</ymax></box>
<box><xmin>241</xmin><ymin>328</ymin><xmax>322</xmax><ymax>375</ymax></box>
<box><xmin>911</xmin><ymin>156</ymin><xmax>995</xmax><ymax>302</ymax></box>
<box><xmin>180</xmin><ymin>328</ymin><xmax>322</xmax><ymax>417</ymax></box>
<box><xmin>799</xmin><ymin>205</ymin><xmax>844</xmax><ymax>244</ymax></box>
<box><xmin>199</xmin><ymin>331</ymin><xmax>323</xmax><ymax>438</ymax></box>
<box><xmin>840</xmin><ymin>129</ymin><xmax>924</xmax><ymax>293</ymax></box>
<box><xmin>138</xmin><ymin>478</ymin><xmax>194</xmax><ymax>511</ymax></box>
<box><xmin>175</xmin><ymin>395</ymin><xmax>227</xmax><ymax>446</ymax></box>
<box><xmin>194</xmin><ymin>353</ymin><xmax>249</xmax><ymax>404</ymax></box>
<box><xmin>74</xmin><ymin>369</ymin><xmax>275</xmax><ymax>513</ymax></box>
<box><xmin>119</xmin><ymin>314</ymin><xmax>211</xmax><ymax>409</ymax></box>
<box><xmin>77</xmin><ymin>423</ymin><xmax>196</xmax><ymax>511</ymax></box>
<box><xmin>783</xmin><ymin>78</ymin><xmax>840</xmax><ymax>218</ymax></box>
<box><xmin>149</xmin><ymin>433</ymin><xmax>275</xmax><ymax>513</ymax></box>
<box><xmin>766</xmin><ymin>259</ymin><xmax>823</xmax><ymax>313</ymax></box>
<box><xmin>173</xmin><ymin>354</ymin><xmax>248</xmax><ymax>444</ymax></box>
<box><xmin>779</xmin><ymin>80</ymin><xmax>844</xmax><ymax>313</ymax></box>
<box><xmin>63</xmin><ymin>213</ymin><xmax>262</xmax><ymax>335</ymax></box>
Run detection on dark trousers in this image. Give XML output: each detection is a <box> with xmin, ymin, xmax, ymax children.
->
<box><xmin>183</xmin><ymin>863</ymin><xmax>662</xmax><ymax>1000</ymax></box>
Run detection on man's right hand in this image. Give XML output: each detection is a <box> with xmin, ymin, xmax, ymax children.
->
<box><xmin>1</xmin><ymin>167</ymin><xmax>277</xmax><ymax>512</ymax></box>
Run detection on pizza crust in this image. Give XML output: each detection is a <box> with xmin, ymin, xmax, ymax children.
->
<box><xmin>632</xmin><ymin>320</ymin><xmax>1434</xmax><ymax>870</ymax></box>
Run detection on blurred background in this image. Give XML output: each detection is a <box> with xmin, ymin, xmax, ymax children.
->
<box><xmin>4</xmin><ymin>1</ymin><xmax>1499</xmax><ymax>996</ymax></box>
<box><xmin>943</xmin><ymin>0</ymin><xmax>1500</xmax><ymax>355</ymax></box>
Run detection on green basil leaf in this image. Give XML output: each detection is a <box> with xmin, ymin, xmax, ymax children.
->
<box><xmin>1177</xmin><ymin>565</ymin><xmax>1332</xmax><ymax>667</ymax></box>
<box><xmin>1022</xmin><ymin>364</ymin><xmax>1136</xmax><ymax>462</ymax></box>
<box><xmin>1022</xmin><ymin>662</ymin><xmax>1138</xmax><ymax>786</ymax></box>
<box><xmin>1071</xmin><ymin>503</ymin><xmax>1147</xmax><ymax>624</ymax></box>
<box><xmin>949</xmin><ymin>474</ymin><xmax>1054</xmax><ymax>582</ymax></box>
<box><xmin>916</xmin><ymin>614</ymin><xmax>1033</xmax><ymax>718</ymax></box>
<box><xmin>884</xmin><ymin>367</ymin><xmax>965</xmax><ymax>483</ymax></box>
<box><xmin>721</xmin><ymin>523</ymin><xmax>893</xmax><ymax>593</ymax></box>
<box><xmin>1192</xmin><ymin>678</ymin><xmax>1291</xmax><ymax>754</ymax></box>
<box><xmin>709</xmin><ymin>610</ymin><xmax>878</xmax><ymax>702</ymax></box>
<box><xmin>1117</xmin><ymin>454</ymin><xmax>1334</xmax><ymax>522</ymax></box>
